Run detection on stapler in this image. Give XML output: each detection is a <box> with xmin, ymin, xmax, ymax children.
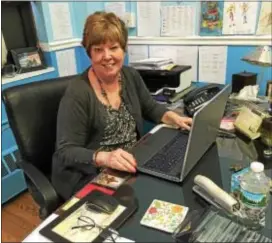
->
<box><xmin>193</xmin><ymin>175</ymin><xmax>240</xmax><ymax>214</ymax></box>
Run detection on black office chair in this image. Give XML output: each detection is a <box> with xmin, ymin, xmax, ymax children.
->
<box><xmin>2</xmin><ymin>75</ymin><xmax>77</xmax><ymax>219</ymax></box>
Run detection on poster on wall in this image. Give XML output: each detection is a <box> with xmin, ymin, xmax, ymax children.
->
<box><xmin>222</xmin><ymin>2</ymin><xmax>259</xmax><ymax>35</ymax></box>
<box><xmin>137</xmin><ymin>2</ymin><xmax>161</xmax><ymax>37</ymax></box>
<box><xmin>199</xmin><ymin>1</ymin><xmax>223</xmax><ymax>36</ymax></box>
<box><xmin>127</xmin><ymin>45</ymin><xmax>148</xmax><ymax>63</ymax></box>
<box><xmin>198</xmin><ymin>46</ymin><xmax>227</xmax><ymax>84</ymax></box>
<box><xmin>48</xmin><ymin>3</ymin><xmax>73</xmax><ymax>40</ymax></box>
<box><xmin>56</xmin><ymin>49</ymin><xmax>77</xmax><ymax>77</ymax></box>
<box><xmin>256</xmin><ymin>1</ymin><xmax>272</xmax><ymax>35</ymax></box>
<box><xmin>160</xmin><ymin>5</ymin><xmax>196</xmax><ymax>37</ymax></box>
<box><xmin>105</xmin><ymin>2</ymin><xmax>125</xmax><ymax>20</ymax></box>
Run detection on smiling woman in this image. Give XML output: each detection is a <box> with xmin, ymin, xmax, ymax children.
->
<box><xmin>52</xmin><ymin>11</ymin><xmax>192</xmax><ymax>200</ymax></box>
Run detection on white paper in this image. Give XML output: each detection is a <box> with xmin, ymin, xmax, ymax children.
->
<box><xmin>48</xmin><ymin>3</ymin><xmax>73</xmax><ymax>41</ymax></box>
<box><xmin>56</xmin><ymin>49</ymin><xmax>77</xmax><ymax>77</ymax></box>
<box><xmin>256</xmin><ymin>2</ymin><xmax>272</xmax><ymax>35</ymax></box>
<box><xmin>51</xmin><ymin>204</ymin><xmax>125</xmax><ymax>242</ymax></box>
<box><xmin>137</xmin><ymin>2</ymin><xmax>161</xmax><ymax>37</ymax></box>
<box><xmin>173</xmin><ymin>46</ymin><xmax>198</xmax><ymax>82</ymax></box>
<box><xmin>149</xmin><ymin>45</ymin><xmax>198</xmax><ymax>81</ymax></box>
<box><xmin>198</xmin><ymin>46</ymin><xmax>227</xmax><ymax>84</ymax></box>
<box><xmin>161</xmin><ymin>5</ymin><xmax>196</xmax><ymax>36</ymax></box>
<box><xmin>149</xmin><ymin>46</ymin><xmax>176</xmax><ymax>60</ymax></box>
<box><xmin>222</xmin><ymin>2</ymin><xmax>258</xmax><ymax>35</ymax></box>
<box><xmin>22</xmin><ymin>212</ymin><xmax>134</xmax><ymax>243</ymax></box>
<box><xmin>105</xmin><ymin>2</ymin><xmax>125</xmax><ymax>20</ymax></box>
<box><xmin>127</xmin><ymin>45</ymin><xmax>149</xmax><ymax>63</ymax></box>
<box><xmin>104</xmin><ymin>235</ymin><xmax>135</xmax><ymax>242</ymax></box>
<box><xmin>23</xmin><ymin>214</ymin><xmax>58</xmax><ymax>242</ymax></box>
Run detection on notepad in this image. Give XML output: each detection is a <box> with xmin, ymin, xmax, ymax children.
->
<box><xmin>140</xmin><ymin>199</ymin><xmax>189</xmax><ymax>233</ymax></box>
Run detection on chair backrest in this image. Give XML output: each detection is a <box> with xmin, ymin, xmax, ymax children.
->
<box><xmin>2</xmin><ymin>75</ymin><xmax>78</xmax><ymax>176</ymax></box>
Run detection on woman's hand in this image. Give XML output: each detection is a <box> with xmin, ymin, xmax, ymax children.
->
<box><xmin>95</xmin><ymin>149</ymin><xmax>137</xmax><ymax>173</ymax></box>
<box><xmin>162</xmin><ymin>111</ymin><xmax>192</xmax><ymax>130</ymax></box>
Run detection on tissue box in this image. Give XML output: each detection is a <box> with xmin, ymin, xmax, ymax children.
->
<box><xmin>231</xmin><ymin>167</ymin><xmax>249</xmax><ymax>193</ymax></box>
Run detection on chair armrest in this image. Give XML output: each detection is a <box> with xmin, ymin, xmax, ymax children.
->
<box><xmin>18</xmin><ymin>160</ymin><xmax>60</xmax><ymax>217</ymax></box>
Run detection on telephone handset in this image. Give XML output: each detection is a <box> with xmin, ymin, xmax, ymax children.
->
<box><xmin>183</xmin><ymin>84</ymin><xmax>221</xmax><ymax>117</ymax></box>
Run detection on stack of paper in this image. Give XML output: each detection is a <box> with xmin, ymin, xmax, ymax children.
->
<box><xmin>129</xmin><ymin>57</ymin><xmax>174</xmax><ymax>70</ymax></box>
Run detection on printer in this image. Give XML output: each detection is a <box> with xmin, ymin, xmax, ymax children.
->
<box><xmin>137</xmin><ymin>65</ymin><xmax>192</xmax><ymax>94</ymax></box>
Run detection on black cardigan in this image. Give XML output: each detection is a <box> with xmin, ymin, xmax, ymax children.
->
<box><xmin>52</xmin><ymin>66</ymin><xmax>168</xmax><ymax>199</ymax></box>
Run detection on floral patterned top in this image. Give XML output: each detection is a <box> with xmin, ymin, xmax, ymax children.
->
<box><xmin>99</xmin><ymin>102</ymin><xmax>137</xmax><ymax>151</ymax></box>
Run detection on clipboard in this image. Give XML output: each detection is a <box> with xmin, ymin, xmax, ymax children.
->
<box><xmin>39</xmin><ymin>188</ymin><xmax>138</xmax><ymax>242</ymax></box>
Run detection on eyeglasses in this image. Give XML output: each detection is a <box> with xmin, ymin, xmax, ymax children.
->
<box><xmin>71</xmin><ymin>216</ymin><xmax>120</xmax><ymax>242</ymax></box>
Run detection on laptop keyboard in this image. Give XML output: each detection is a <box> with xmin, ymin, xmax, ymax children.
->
<box><xmin>143</xmin><ymin>133</ymin><xmax>188</xmax><ymax>173</ymax></box>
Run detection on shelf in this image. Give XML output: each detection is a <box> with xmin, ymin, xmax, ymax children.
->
<box><xmin>128</xmin><ymin>35</ymin><xmax>272</xmax><ymax>46</ymax></box>
<box><xmin>39</xmin><ymin>35</ymin><xmax>272</xmax><ymax>52</ymax></box>
<box><xmin>2</xmin><ymin>67</ymin><xmax>55</xmax><ymax>85</ymax></box>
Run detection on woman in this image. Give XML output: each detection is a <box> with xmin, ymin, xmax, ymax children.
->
<box><xmin>52</xmin><ymin>11</ymin><xmax>192</xmax><ymax>200</ymax></box>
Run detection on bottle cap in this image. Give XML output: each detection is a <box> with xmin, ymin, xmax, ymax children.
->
<box><xmin>250</xmin><ymin>162</ymin><xmax>264</xmax><ymax>173</ymax></box>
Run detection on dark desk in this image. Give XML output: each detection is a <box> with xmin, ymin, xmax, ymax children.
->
<box><xmin>119</xmin><ymin>136</ymin><xmax>272</xmax><ymax>242</ymax></box>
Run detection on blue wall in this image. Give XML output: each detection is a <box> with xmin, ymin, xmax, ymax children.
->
<box><xmin>31</xmin><ymin>2</ymin><xmax>48</xmax><ymax>42</ymax></box>
<box><xmin>31</xmin><ymin>1</ymin><xmax>271</xmax><ymax>95</ymax></box>
<box><xmin>226</xmin><ymin>46</ymin><xmax>271</xmax><ymax>94</ymax></box>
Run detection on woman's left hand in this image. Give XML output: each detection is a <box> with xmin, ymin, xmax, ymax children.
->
<box><xmin>162</xmin><ymin>111</ymin><xmax>192</xmax><ymax>130</ymax></box>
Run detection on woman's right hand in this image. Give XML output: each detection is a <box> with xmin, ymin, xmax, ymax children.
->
<box><xmin>95</xmin><ymin>149</ymin><xmax>137</xmax><ymax>173</ymax></box>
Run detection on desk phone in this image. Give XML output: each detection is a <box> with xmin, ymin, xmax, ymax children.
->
<box><xmin>183</xmin><ymin>84</ymin><xmax>221</xmax><ymax>117</ymax></box>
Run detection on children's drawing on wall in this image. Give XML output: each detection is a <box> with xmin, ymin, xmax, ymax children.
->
<box><xmin>256</xmin><ymin>1</ymin><xmax>272</xmax><ymax>35</ymax></box>
<box><xmin>227</xmin><ymin>3</ymin><xmax>236</xmax><ymax>28</ymax></box>
<box><xmin>223</xmin><ymin>2</ymin><xmax>259</xmax><ymax>35</ymax></box>
<box><xmin>200</xmin><ymin>1</ymin><xmax>223</xmax><ymax>35</ymax></box>
<box><xmin>240</xmin><ymin>2</ymin><xmax>249</xmax><ymax>24</ymax></box>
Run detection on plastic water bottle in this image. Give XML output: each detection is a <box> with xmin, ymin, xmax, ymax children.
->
<box><xmin>239</xmin><ymin>162</ymin><xmax>270</xmax><ymax>227</ymax></box>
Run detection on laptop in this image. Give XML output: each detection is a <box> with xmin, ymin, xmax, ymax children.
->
<box><xmin>132</xmin><ymin>85</ymin><xmax>231</xmax><ymax>182</ymax></box>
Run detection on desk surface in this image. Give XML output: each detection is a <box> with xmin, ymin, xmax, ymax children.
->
<box><xmin>24</xmin><ymin>135</ymin><xmax>272</xmax><ymax>242</ymax></box>
<box><xmin>119</xmin><ymin>136</ymin><xmax>272</xmax><ymax>242</ymax></box>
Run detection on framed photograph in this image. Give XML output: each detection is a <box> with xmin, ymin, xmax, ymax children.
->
<box><xmin>11</xmin><ymin>47</ymin><xmax>46</xmax><ymax>74</ymax></box>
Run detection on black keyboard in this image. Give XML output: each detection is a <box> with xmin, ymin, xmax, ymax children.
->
<box><xmin>143</xmin><ymin>133</ymin><xmax>188</xmax><ymax>173</ymax></box>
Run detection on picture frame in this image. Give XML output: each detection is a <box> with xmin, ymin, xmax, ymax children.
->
<box><xmin>39</xmin><ymin>190</ymin><xmax>138</xmax><ymax>243</ymax></box>
<box><xmin>10</xmin><ymin>47</ymin><xmax>46</xmax><ymax>74</ymax></box>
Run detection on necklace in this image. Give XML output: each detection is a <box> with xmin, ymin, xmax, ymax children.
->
<box><xmin>92</xmin><ymin>69</ymin><xmax>122</xmax><ymax>109</ymax></box>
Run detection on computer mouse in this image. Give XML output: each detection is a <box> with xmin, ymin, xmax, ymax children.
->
<box><xmin>86</xmin><ymin>194</ymin><xmax>119</xmax><ymax>214</ymax></box>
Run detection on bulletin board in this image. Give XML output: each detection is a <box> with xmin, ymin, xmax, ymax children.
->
<box><xmin>41</xmin><ymin>1</ymin><xmax>272</xmax><ymax>94</ymax></box>
<box><xmin>84</xmin><ymin>1</ymin><xmax>271</xmax><ymax>37</ymax></box>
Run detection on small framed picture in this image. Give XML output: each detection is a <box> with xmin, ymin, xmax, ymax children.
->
<box><xmin>11</xmin><ymin>47</ymin><xmax>46</xmax><ymax>74</ymax></box>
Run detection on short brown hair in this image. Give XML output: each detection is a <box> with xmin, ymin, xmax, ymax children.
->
<box><xmin>82</xmin><ymin>11</ymin><xmax>128</xmax><ymax>57</ymax></box>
